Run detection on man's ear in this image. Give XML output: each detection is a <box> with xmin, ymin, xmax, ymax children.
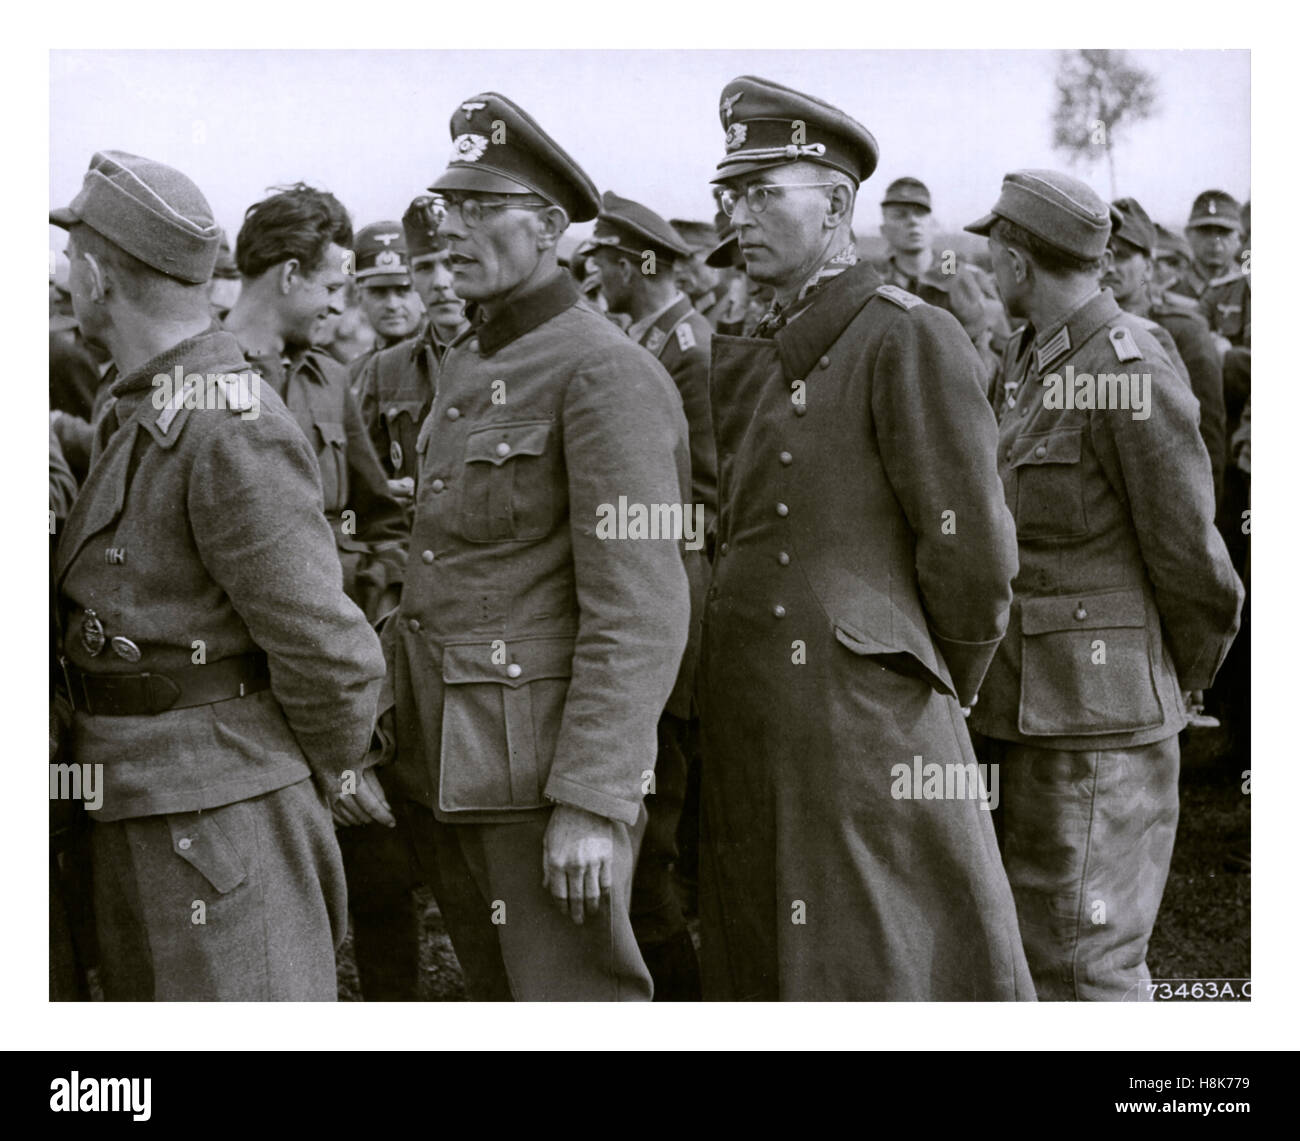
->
<box><xmin>534</xmin><ymin>205</ymin><xmax>570</xmax><ymax>251</ymax></box>
<box><xmin>1100</xmin><ymin>248</ymin><xmax>1116</xmax><ymax>277</ymax></box>
<box><xmin>826</xmin><ymin>183</ymin><xmax>855</xmax><ymax>230</ymax></box>
<box><xmin>278</xmin><ymin>259</ymin><xmax>300</xmax><ymax>295</ymax></box>
<box><xmin>81</xmin><ymin>251</ymin><xmax>108</xmax><ymax>304</ymax></box>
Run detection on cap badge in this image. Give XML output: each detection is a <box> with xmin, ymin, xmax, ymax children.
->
<box><xmin>1208</xmin><ymin>200</ymin><xmax>1217</xmax><ymax>215</ymax></box>
<box><xmin>375</xmin><ymin>250</ymin><xmax>401</xmax><ymax>269</ymax></box>
<box><xmin>725</xmin><ymin>123</ymin><xmax>748</xmax><ymax>151</ymax></box>
<box><xmin>452</xmin><ymin>134</ymin><xmax>489</xmax><ymax>163</ymax></box>
<box><xmin>373</xmin><ymin>232</ymin><xmax>401</xmax><ymax>247</ymax></box>
<box><xmin>721</xmin><ymin>91</ymin><xmax>744</xmax><ymax>124</ymax></box>
<box><xmin>461</xmin><ymin>101</ymin><xmax>487</xmax><ymax>119</ymax></box>
<box><xmin>80</xmin><ymin>609</ymin><xmax>105</xmax><ymax>657</ymax></box>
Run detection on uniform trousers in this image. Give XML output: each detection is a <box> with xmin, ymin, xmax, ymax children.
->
<box><xmin>985</xmin><ymin>735</ymin><xmax>1180</xmax><ymax>1001</ymax></box>
<box><xmin>91</xmin><ymin>778</ymin><xmax>346</xmax><ymax>1001</ymax></box>
<box><xmin>394</xmin><ymin>798</ymin><xmax>652</xmax><ymax>1001</ymax></box>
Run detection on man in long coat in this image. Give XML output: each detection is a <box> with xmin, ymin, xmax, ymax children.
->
<box><xmin>696</xmin><ymin>76</ymin><xmax>1034</xmax><ymax>1001</ymax></box>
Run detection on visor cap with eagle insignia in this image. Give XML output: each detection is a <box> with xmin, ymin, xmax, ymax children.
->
<box><xmin>401</xmin><ymin>196</ymin><xmax>448</xmax><ymax>258</ymax></box>
<box><xmin>50</xmin><ymin>150</ymin><xmax>221</xmax><ymax>284</ymax></box>
<box><xmin>593</xmin><ymin>191</ymin><xmax>693</xmax><ymax>265</ymax></box>
<box><xmin>1186</xmin><ymin>189</ymin><xmax>1242</xmax><ymax>233</ymax></box>
<box><xmin>710</xmin><ymin>75</ymin><xmax>879</xmax><ymax>186</ymax></box>
<box><xmin>354</xmin><ymin>221</ymin><xmax>412</xmax><ymax>287</ymax></box>
<box><xmin>430</xmin><ymin>92</ymin><xmax>600</xmax><ymax>223</ymax></box>
<box><xmin>965</xmin><ymin>169</ymin><xmax>1120</xmax><ymax>261</ymax></box>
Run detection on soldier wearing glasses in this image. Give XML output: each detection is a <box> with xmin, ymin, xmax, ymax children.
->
<box><xmin>696</xmin><ymin>76</ymin><xmax>1032</xmax><ymax>1000</ymax></box>
<box><xmin>372</xmin><ymin>93</ymin><xmax>691</xmax><ymax>1000</ymax></box>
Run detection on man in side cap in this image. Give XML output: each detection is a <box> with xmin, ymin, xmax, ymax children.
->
<box><xmin>698</xmin><ymin>76</ymin><xmax>1031</xmax><ymax>1001</ymax></box>
<box><xmin>224</xmin><ymin>184</ymin><xmax>407</xmax><ymax>627</ymax></box>
<box><xmin>1105</xmin><ymin>196</ymin><xmax>1226</xmax><ymax>502</ymax></box>
<box><xmin>875</xmin><ymin>175</ymin><xmax>1010</xmax><ymax>379</ymax></box>
<box><xmin>50</xmin><ymin>151</ymin><xmax>385</xmax><ymax>1000</ymax></box>
<box><xmin>589</xmin><ymin>190</ymin><xmax>715</xmax><ymax>999</ymax></box>
<box><xmin>373</xmin><ymin>93</ymin><xmax>691</xmax><ymax>1001</ymax></box>
<box><xmin>965</xmin><ymin>170</ymin><xmax>1243</xmax><ymax>1000</ymax></box>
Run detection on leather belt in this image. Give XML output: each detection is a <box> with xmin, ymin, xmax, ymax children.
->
<box><xmin>61</xmin><ymin>652</ymin><xmax>271</xmax><ymax>717</ymax></box>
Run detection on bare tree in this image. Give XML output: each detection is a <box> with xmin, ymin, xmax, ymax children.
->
<box><xmin>1052</xmin><ymin>50</ymin><xmax>1158</xmax><ymax>198</ymax></box>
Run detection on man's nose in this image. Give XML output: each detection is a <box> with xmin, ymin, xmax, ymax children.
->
<box><xmin>328</xmin><ymin>293</ymin><xmax>346</xmax><ymax>315</ymax></box>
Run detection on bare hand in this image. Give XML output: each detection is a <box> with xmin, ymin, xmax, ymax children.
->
<box><xmin>333</xmin><ymin>764</ymin><xmax>396</xmax><ymax>828</ymax></box>
<box><xmin>387</xmin><ymin>477</ymin><xmax>415</xmax><ymax>504</ymax></box>
<box><xmin>542</xmin><ymin>804</ymin><xmax>614</xmax><ymax>925</ymax></box>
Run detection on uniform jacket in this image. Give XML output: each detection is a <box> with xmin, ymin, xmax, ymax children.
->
<box><xmin>55</xmin><ymin>329</ymin><xmax>385</xmax><ymax>821</ymax></box>
<box><xmin>970</xmin><ymin>290</ymin><xmax>1243</xmax><ymax>750</ymax></box>
<box><xmin>383</xmin><ymin>271</ymin><xmax>691</xmax><ymax>827</ymax></box>
<box><xmin>234</xmin><ymin>339</ymin><xmax>408</xmax><ymax>621</ymax></box>
<box><xmin>354</xmin><ymin>320</ymin><xmax>445</xmax><ymax>488</ymax></box>
<box><xmin>634</xmin><ymin>293</ymin><xmax>716</xmax><ymax>719</ymax></box>
<box><xmin>698</xmin><ymin>261</ymin><xmax>1032</xmax><ymax>1000</ymax></box>
<box><xmin>1201</xmin><ymin>270</ymin><xmax>1250</xmax><ymax>348</ymax></box>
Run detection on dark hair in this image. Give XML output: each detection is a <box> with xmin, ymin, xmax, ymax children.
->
<box><xmin>990</xmin><ymin>218</ymin><xmax>1103</xmax><ymax>277</ymax></box>
<box><xmin>235</xmin><ymin>183</ymin><xmax>353</xmax><ymax>279</ymax></box>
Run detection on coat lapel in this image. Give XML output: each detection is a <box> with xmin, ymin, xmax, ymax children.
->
<box><xmin>773</xmin><ymin>260</ymin><xmax>884</xmax><ymax>381</ymax></box>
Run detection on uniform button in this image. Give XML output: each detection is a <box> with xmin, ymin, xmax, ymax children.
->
<box><xmin>387</xmin><ymin>406</ymin><xmax>398</xmax><ymax>419</ymax></box>
<box><xmin>1074</xmin><ymin>606</ymin><xmax>1088</xmax><ymax>621</ymax></box>
<box><xmin>495</xmin><ymin>441</ymin><xmax>510</xmax><ymax>457</ymax></box>
<box><xmin>431</xmin><ymin>478</ymin><xmax>446</xmax><ymax>492</ymax></box>
<box><xmin>177</xmin><ymin>838</ymin><xmax>192</xmax><ymax>851</ymax></box>
<box><xmin>775</xmin><ymin>502</ymin><xmax>789</xmax><ymax>517</ymax></box>
<box><xmin>819</xmin><ymin>356</ymin><xmax>831</xmax><ymax>369</ymax></box>
<box><xmin>506</xmin><ymin>663</ymin><xmax>522</xmax><ymax>679</ymax></box>
<box><xmin>777</xmin><ymin>551</ymin><xmax>790</xmax><ymax>566</ymax></box>
<box><xmin>446</xmin><ymin>407</ymin><xmax>460</xmax><ymax>420</ymax></box>
<box><xmin>421</xmin><ymin>550</ymin><xmax>435</xmax><ymax>564</ymax></box>
<box><xmin>1034</xmin><ymin>444</ymin><xmax>1047</xmax><ymax>459</ymax></box>
<box><xmin>1021</xmin><ymin>404</ymin><xmax>1030</xmax><ymax>416</ymax></box>
<box><xmin>779</xmin><ymin>450</ymin><xmax>793</xmax><ymax>465</ymax></box>
<box><xmin>793</xmin><ymin>404</ymin><xmax>807</xmax><ymax>417</ymax></box>
<box><xmin>772</xmin><ymin>604</ymin><xmax>787</xmax><ymax>619</ymax></box>
<box><xmin>408</xmin><ymin>618</ymin><xmax>421</xmax><ymax>632</ymax></box>
<box><xmin>719</xmin><ymin>542</ymin><xmax>729</xmax><ymax>556</ymax></box>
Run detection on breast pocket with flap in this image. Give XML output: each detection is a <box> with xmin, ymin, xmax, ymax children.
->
<box><xmin>459</xmin><ymin>420</ymin><xmax>558</xmax><ymax>542</ymax></box>
<box><xmin>1009</xmin><ymin>428</ymin><xmax>1088</xmax><ymax>540</ymax></box>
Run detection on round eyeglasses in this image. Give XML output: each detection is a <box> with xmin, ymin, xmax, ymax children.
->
<box><xmin>718</xmin><ymin>182</ymin><xmax>837</xmax><ymax>217</ymax></box>
<box><xmin>428</xmin><ymin>192</ymin><xmax>552</xmax><ymax>229</ymax></box>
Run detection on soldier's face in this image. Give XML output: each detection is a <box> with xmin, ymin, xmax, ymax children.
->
<box><xmin>725</xmin><ymin>167</ymin><xmax>844</xmax><ymax>292</ymax></box>
<box><xmin>675</xmin><ymin>252</ymin><xmax>718</xmax><ymax>298</ymax></box>
<box><xmin>438</xmin><ymin>199</ymin><xmax>548</xmax><ymax>304</ymax></box>
<box><xmin>1103</xmin><ymin>243</ymin><xmax>1150</xmax><ymax>307</ymax></box>
<box><xmin>285</xmin><ymin>242</ymin><xmax>349</xmax><ymax>348</ymax></box>
<box><xmin>65</xmin><ymin>234</ymin><xmax>108</xmax><ymax>350</ymax></box>
<box><xmin>881</xmin><ymin>204</ymin><xmax>932</xmax><ymax>254</ymax></box>
<box><xmin>987</xmin><ymin>237</ymin><xmax>1029</xmax><ymax>321</ymax></box>
<box><xmin>1187</xmin><ymin>225</ymin><xmax>1240</xmax><ymax>276</ymax></box>
<box><xmin>359</xmin><ymin>282</ymin><xmax>423</xmax><ymax>340</ymax></box>
<box><xmin>411</xmin><ymin>251</ymin><xmax>464</xmax><ymax>325</ymax></box>
<box><xmin>592</xmin><ymin>249</ymin><xmax>633</xmax><ymax>314</ymax></box>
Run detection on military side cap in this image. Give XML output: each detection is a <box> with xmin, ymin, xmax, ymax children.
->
<box><xmin>1187</xmin><ymin>189</ymin><xmax>1242</xmax><ymax>231</ymax></box>
<box><xmin>669</xmin><ymin>219</ymin><xmax>719</xmax><ymax>253</ymax></box>
<box><xmin>965</xmin><ymin>169</ymin><xmax>1119</xmax><ymax>260</ymax></box>
<box><xmin>354</xmin><ymin>221</ymin><xmax>411</xmax><ymax>286</ymax></box>
<box><xmin>881</xmin><ymin>177</ymin><xmax>931</xmax><ymax>211</ymax></box>
<box><xmin>50</xmin><ymin>150</ymin><xmax>220</xmax><ymax>284</ymax></box>
<box><xmin>430</xmin><ymin>93</ymin><xmax>600</xmax><ymax>223</ymax></box>
<box><xmin>402</xmin><ymin>196</ymin><xmax>447</xmax><ymax>258</ymax></box>
<box><xmin>1110</xmin><ymin>197</ymin><xmax>1156</xmax><ymax>257</ymax></box>
<box><xmin>593</xmin><ymin>191</ymin><xmax>692</xmax><ymax>262</ymax></box>
<box><xmin>711</xmin><ymin>75</ymin><xmax>879</xmax><ymax>185</ymax></box>
<box><xmin>1154</xmin><ymin>223</ymin><xmax>1193</xmax><ymax>263</ymax></box>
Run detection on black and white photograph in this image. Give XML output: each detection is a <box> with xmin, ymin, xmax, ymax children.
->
<box><xmin>10</xmin><ymin>7</ymin><xmax>1291</xmax><ymax>1109</ymax></box>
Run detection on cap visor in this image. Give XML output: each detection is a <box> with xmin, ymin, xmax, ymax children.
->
<box><xmin>710</xmin><ymin>157</ymin><xmax>792</xmax><ymax>185</ymax></box>
<box><xmin>357</xmin><ymin>272</ymin><xmax>412</xmax><ymax>288</ymax></box>
<box><xmin>49</xmin><ymin>206</ymin><xmax>79</xmax><ymax>229</ymax></box>
<box><xmin>430</xmin><ymin>166</ymin><xmax>536</xmax><ymax>196</ymax></box>
<box><xmin>963</xmin><ymin>212</ymin><xmax>998</xmax><ymax>237</ymax></box>
<box><xmin>880</xmin><ymin>199</ymin><xmax>932</xmax><ymax>212</ymax></box>
<box><xmin>1186</xmin><ymin>220</ymin><xmax>1239</xmax><ymax>232</ymax></box>
<box><xmin>706</xmin><ymin>235</ymin><xmax>739</xmax><ymax>268</ymax></box>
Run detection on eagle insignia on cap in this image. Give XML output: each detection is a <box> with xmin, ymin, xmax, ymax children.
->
<box><xmin>725</xmin><ymin>123</ymin><xmax>748</xmax><ymax>151</ymax></box>
<box><xmin>452</xmin><ymin>133</ymin><xmax>489</xmax><ymax>163</ymax></box>
<box><xmin>375</xmin><ymin>250</ymin><xmax>401</xmax><ymax>268</ymax></box>
<box><xmin>373</xmin><ymin>232</ymin><xmax>401</xmax><ymax>246</ymax></box>
<box><xmin>721</xmin><ymin>91</ymin><xmax>744</xmax><ymax>123</ymax></box>
<box><xmin>461</xmin><ymin>101</ymin><xmax>487</xmax><ymax>119</ymax></box>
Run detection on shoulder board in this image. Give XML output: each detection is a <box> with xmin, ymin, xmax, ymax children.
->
<box><xmin>875</xmin><ymin>284</ymin><xmax>925</xmax><ymax>311</ymax></box>
<box><xmin>1108</xmin><ymin>325</ymin><xmax>1144</xmax><ymax>364</ymax></box>
<box><xmin>675</xmin><ymin>322</ymin><xmax>697</xmax><ymax>352</ymax></box>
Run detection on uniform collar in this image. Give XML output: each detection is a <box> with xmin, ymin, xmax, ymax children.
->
<box><xmin>469</xmin><ymin>270</ymin><xmax>579</xmax><ymax>357</ymax></box>
<box><xmin>109</xmin><ymin>325</ymin><xmax>243</xmax><ymax>398</ymax></box>
<box><xmin>885</xmin><ymin>250</ymin><xmax>952</xmax><ymax>292</ymax></box>
<box><xmin>627</xmin><ymin>290</ymin><xmax>689</xmax><ymax>345</ymax></box>
<box><xmin>1031</xmin><ymin>289</ymin><xmax>1116</xmax><ymax>375</ymax></box>
<box><xmin>768</xmin><ymin>258</ymin><xmax>884</xmax><ymax>380</ymax></box>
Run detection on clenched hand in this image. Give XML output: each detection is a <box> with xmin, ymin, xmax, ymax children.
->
<box><xmin>542</xmin><ymin>804</ymin><xmax>613</xmax><ymax>925</ymax></box>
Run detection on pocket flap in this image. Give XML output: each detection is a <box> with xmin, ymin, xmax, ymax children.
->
<box><xmin>166</xmin><ymin>812</ymin><xmax>247</xmax><ymax>895</ymax></box>
<box><xmin>465</xmin><ymin>421</ymin><xmax>552</xmax><ymax>466</ymax></box>
<box><xmin>442</xmin><ymin>635</ymin><xmax>575</xmax><ymax>686</ymax></box>
<box><xmin>1021</xmin><ymin>589</ymin><xmax>1146</xmax><ymax>635</ymax></box>
<box><xmin>834</xmin><ymin>623</ymin><xmax>957</xmax><ymax>700</ymax></box>
<box><xmin>1009</xmin><ymin>428</ymin><xmax>1082</xmax><ymax>467</ymax></box>
<box><xmin>316</xmin><ymin>419</ymin><xmax>348</xmax><ymax>447</ymax></box>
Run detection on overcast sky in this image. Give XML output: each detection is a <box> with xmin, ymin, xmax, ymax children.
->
<box><xmin>50</xmin><ymin>49</ymin><xmax>1249</xmax><ymax>251</ymax></box>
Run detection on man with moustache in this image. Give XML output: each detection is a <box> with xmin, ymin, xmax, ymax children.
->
<box><xmin>375</xmin><ymin>93</ymin><xmax>691</xmax><ymax>1000</ymax></box>
<box><xmin>1186</xmin><ymin>191</ymin><xmax>1251</xmax><ymax>352</ymax></box>
<box><xmin>50</xmin><ymin>151</ymin><xmax>384</xmax><ymax>1000</ymax></box>
<box><xmin>966</xmin><ymin>170</ymin><xmax>1243</xmax><ymax>1000</ymax></box>
<box><xmin>224</xmin><ymin>184</ymin><xmax>407</xmax><ymax>626</ymax></box>
<box><xmin>697</xmin><ymin>76</ymin><xmax>1032</xmax><ymax>1001</ymax></box>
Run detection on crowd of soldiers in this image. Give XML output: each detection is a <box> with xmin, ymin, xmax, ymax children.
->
<box><xmin>48</xmin><ymin>73</ymin><xmax>1250</xmax><ymax>1002</ymax></box>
